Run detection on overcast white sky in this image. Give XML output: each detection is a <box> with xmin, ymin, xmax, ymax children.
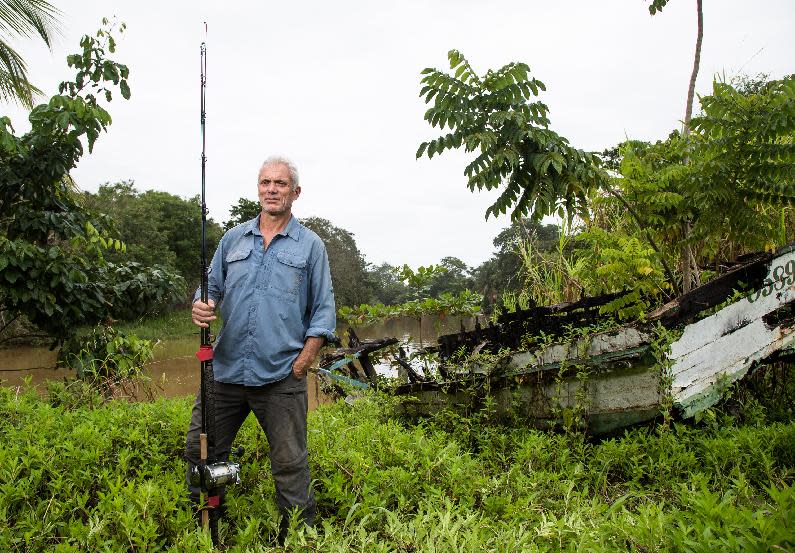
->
<box><xmin>3</xmin><ymin>1</ymin><xmax>793</xmax><ymax>268</ymax></box>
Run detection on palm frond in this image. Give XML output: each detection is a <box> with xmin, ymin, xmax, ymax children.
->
<box><xmin>0</xmin><ymin>0</ymin><xmax>61</xmax><ymax>106</ymax></box>
<box><xmin>0</xmin><ymin>38</ymin><xmax>36</xmax><ymax>106</ymax></box>
<box><xmin>0</xmin><ymin>0</ymin><xmax>62</xmax><ymax>47</ymax></box>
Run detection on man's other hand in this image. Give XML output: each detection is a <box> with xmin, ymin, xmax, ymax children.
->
<box><xmin>292</xmin><ymin>336</ymin><xmax>325</xmax><ymax>379</ymax></box>
<box><xmin>192</xmin><ymin>299</ymin><xmax>216</xmax><ymax>328</ymax></box>
<box><xmin>292</xmin><ymin>358</ymin><xmax>309</xmax><ymax>379</ymax></box>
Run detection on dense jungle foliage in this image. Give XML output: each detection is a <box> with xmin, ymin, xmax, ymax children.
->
<box><xmin>417</xmin><ymin>51</ymin><xmax>795</xmax><ymax>305</ymax></box>
<box><xmin>80</xmin><ymin>181</ymin><xmax>224</xmax><ymax>295</ymax></box>
<box><xmin>0</xmin><ymin>23</ymin><xmax>185</xmax><ymax>346</ymax></box>
<box><xmin>1</xmin><ymin>378</ymin><xmax>793</xmax><ymax>551</ymax></box>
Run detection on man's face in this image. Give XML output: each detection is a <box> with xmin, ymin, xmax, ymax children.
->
<box><xmin>258</xmin><ymin>163</ymin><xmax>301</xmax><ymax>216</ymax></box>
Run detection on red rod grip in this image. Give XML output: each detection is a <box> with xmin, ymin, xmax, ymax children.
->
<box><xmin>196</xmin><ymin>344</ymin><xmax>214</xmax><ymax>361</ymax></box>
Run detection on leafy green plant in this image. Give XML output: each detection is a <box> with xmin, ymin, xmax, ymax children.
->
<box><xmin>58</xmin><ymin>325</ymin><xmax>155</xmax><ymax>400</ymax></box>
<box><xmin>338</xmin><ymin>302</ymin><xmax>401</xmax><ymax>328</ymax></box>
<box><xmin>101</xmin><ymin>262</ymin><xmax>186</xmax><ymax>320</ymax></box>
<box><xmin>0</xmin><ymin>22</ymin><xmax>189</xmax><ymax>347</ymax></box>
<box><xmin>416</xmin><ymin>50</ymin><xmax>604</xmax><ymax>222</ymax></box>
<box><xmin>397</xmin><ymin>264</ymin><xmax>446</xmax><ymax>300</ymax></box>
<box><xmin>598</xmin><ymin>76</ymin><xmax>795</xmax><ymax>296</ymax></box>
<box><xmin>650</xmin><ymin>324</ymin><xmax>679</xmax><ymax>428</ymax></box>
<box><xmin>574</xmin><ymin>227</ymin><xmax>672</xmax><ymax>320</ymax></box>
<box><xmin>0</xmin><ymin>21</ymin><xmax>130</xmax><ymax>344</ymax></box>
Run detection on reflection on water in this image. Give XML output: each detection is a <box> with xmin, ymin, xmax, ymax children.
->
<box><xmin>0</xmin><ymin>315</ymin><xmax>474</xmax><ymax>398</ymax></box>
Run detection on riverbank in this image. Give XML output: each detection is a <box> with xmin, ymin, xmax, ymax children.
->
<box><xmin>112</xmin><ymin>307</ymin><xmax>199</xmax><ymax>341</ymax></box>
<box><xmin>0</xmin><ymin>307</ymin><xmax>199</xmax><ymax>350</ymax></box>
<box><xmin>0</xmin><ymin>312</ymin><xmax>467</xmax><ymax>398</ymax></box>
<box><xmin>1</xmin><ymin>386</ymin><xmax>793</xmax><ymax>551</ymax></box>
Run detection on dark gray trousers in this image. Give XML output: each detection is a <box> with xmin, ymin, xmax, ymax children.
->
<box><xmin>184</xmin><ymin>372</ymin><xmax>316</xmax><ymax>534</ymax></box>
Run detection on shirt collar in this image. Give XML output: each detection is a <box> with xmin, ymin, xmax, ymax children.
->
<box><xmin>245</xmin><ymin>214</ymin><xmax>301</xmax><ymax>242</ymax></box>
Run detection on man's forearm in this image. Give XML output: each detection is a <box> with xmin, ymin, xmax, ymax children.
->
<box><xmin>292</xmin><ymin>336</ymin><xmax>326</xmax><ymax>377</ymax></box>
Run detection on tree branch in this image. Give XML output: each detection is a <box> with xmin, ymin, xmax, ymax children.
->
<box><xmin>682</xmin><ymin>0</ymin><xmax>704</xmax><ymax>139</ymax></box>
<box><xmin>603</xmin><ymin>186</ymin><xmax>677</xmax><ymax>290</ymax></box>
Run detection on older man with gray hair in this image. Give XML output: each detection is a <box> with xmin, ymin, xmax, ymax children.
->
<box><xmin>186</xmin><ymin>155</ymin><xmax>336</xmax><ymax>544</ymax></box>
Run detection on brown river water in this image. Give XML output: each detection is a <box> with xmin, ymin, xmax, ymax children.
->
<box><xmin>0</xmin><ymin>316</ymin><xmax>471</xmax><ymax>398</ymax></box>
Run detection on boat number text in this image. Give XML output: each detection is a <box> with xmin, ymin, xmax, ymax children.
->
<box><xmin>747</xmin><ymin>259</ymin><xmax>795</xmax><ymax>303</ymax></box>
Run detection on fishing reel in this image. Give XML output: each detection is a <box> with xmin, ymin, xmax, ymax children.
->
<box><xmin>189</xmin><ymin>447</ymin><xmax>244</xmax><ymax>490</ymax></box>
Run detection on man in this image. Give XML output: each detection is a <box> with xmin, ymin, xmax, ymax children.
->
<box><xmin>186</xmin><ymin>155</ymin><xmax>336</xmax><ymax>543</ymax></box>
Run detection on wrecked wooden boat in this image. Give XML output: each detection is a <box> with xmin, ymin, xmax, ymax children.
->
<box><xmin>394</xmin><ymin>245</ymin><xmax>795</xmax><ymax>434</ymax></box>
<box><xmin>317</xmin><ymin>330</ymin><xmax>398</xmax><ymax>390</ymax></box>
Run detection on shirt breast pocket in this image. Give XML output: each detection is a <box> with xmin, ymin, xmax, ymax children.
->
<box><xmin>270</xmin><ymin>251</ymin><xmax>306</xmax><ymax>299</ymax></box>
<box><xmin>225</xmin><ymin>247</ymin><xmax>253</xmax><ymax>289</ymax></box>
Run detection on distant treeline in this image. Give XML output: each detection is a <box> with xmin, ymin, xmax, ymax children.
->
<box><xmin>81</xmin><ymin>185</ymin><xmax>560</xmax><ymax>311</ymax></box>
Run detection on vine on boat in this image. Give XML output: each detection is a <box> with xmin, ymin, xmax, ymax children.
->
<box><xmin>650</xmin><ymin>323</ymin><xmax>679</xmax><ymax>429</ymax></box>
<box><xmin>549</xmin><ymin>326</ymin><xmax>594</xmax><ymax>433</ymax></box>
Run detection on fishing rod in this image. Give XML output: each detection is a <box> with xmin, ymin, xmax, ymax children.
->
<box><xmin>190</xmin><ymin>37</ymin><xmax>241</xmax><ymax>546</ymax></box>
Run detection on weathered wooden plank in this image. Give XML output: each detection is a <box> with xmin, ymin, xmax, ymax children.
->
<box><xmin>672</xmin><ymin>322</ymin><xmax>795</xmax><ymax>416</ymax></box>
<box><xmin>502</xmin><ymin>327</ymin><xmax>650</xmax><ymax>373</ymax></box>
<box><xmin>316</xmin><ymin>367</ymin><xmax>370</xmax><ymax>389</ymax></box>
<box><xmin>671</xmin><ymin>249</ymin><xmax>795</xmax><ymax>356</ymax></box>
<box><xmin>398</xmin><ymin>358</ymin><xmax>662</xmax><ymax>434</ymax></box>
<box><xmin>649</xmin><ymin>249</ymin><xmax>779</xmax><ymax>327</ymax></box>
<box><xmin>669</xmin><ymin>248</ymin><xmax>795</xmax><ymax>416</ymax></box>
<box><xmin>437</xmin><ymin>292</ymin><xmax>627</xmax><ymax>357</ymax></box>
<box><xmin>319</xmin><ymin>338</ymin><xmax>399</xmax><ymax>369</ymax></box>
<box><xmin>358</xmin><ymin>353</ymin><xmax>379</xmax><ymax>388</ymax></box>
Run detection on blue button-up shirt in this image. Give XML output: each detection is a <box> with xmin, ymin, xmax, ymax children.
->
<box><xmin>196</xmin><ymin>215</ymin><xmax>336</xmax><ymax>386</ymax></box>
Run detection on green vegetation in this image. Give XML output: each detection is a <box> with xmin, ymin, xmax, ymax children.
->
<box><xmin>417</xmin><ymin>50</ymin><xmax>603</xmax><ymax>222</ymax></box>
<box><xmin>0</xmin><ymin>23</ymin><xmax>184</xmax><ymax>347</ymax></box>
<box><xmin>223</xmin><ymin>197</ymin><xmax>260</xmax><ymax>231</ymax></box>
<box><xmin>597</xmin><ymin>74</ymin><xmax>795</xmax><ymax>295</ymax></box>
<box><xmin>81</xmin><ymin>181</ymin><xmax>224</xmax><ymax>294</ymax></box>
<box><xmin>111</xmin><ymin>307</ymin><xmax>198</xmax><ymax>342</ymax></box>
<box><xmin>418</xmin><ymin>49</ymin><xmax>794</xmax><ymax>304</ymax></box>
<box><xmin>1</xmin><ymin>385</ymin><xmax>793</xmax><ymax>551</ymax></box>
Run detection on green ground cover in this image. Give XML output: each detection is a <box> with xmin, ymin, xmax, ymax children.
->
<box><xmin>112</xmin><ymin>308</ymin><xmax>199</xmax><ymax>342</ymax></box>
<box><xmin>1</xmin><ymin>386</ymin><xmax>793</xmax><ymax>552</ymax></box>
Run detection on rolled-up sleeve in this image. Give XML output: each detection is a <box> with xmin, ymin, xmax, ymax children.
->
<box><xmin>305</xmin><ymin>244</ymin><xmax>336</xmax><ymax>341</ymax></box>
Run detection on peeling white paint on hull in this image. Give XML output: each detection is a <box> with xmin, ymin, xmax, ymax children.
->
<box><xmin>669</xmin><ymin>248</ymin><xmax>795</xmax><ymax>417</ymax></box>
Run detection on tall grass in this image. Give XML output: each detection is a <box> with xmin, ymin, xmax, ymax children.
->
<box><xmin>0</xmin><ymin>385</ymin><xmax>793</xmax><ymax>551</ymax></box>
<box><xmin>504</xmin><ymin>221</ymin><xmax>583</xmax><ymax>313</ymax></box>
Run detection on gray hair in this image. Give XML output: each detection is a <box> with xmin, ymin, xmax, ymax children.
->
<box><xmin>260</xmin><ymin>155</ymin><xmax>300</xmax><ymax>190</ymax></box>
